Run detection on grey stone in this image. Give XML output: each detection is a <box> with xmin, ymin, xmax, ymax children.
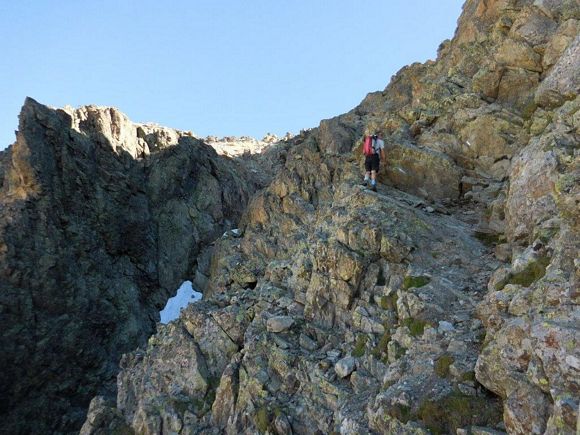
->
<box><xmin>438</xmin><ymin>321</ymin><xmax>455</xmax><ymax>333</ymax></box>
<box><xmin>299</xmin><ymin>333</ymin><xmax>318</xmax><ymax>351</ymax></box>
<box><xmin>334</xmin><ymin>357</ymin><xmax>356</xmax><ymax>378</ymax></box>
<box><xmin>266</xmin><ymin>315</ymin><xmax>295</xmax><ymax>333</ymax></box>
<box><xmin>535</xmin><ymin>35</ymin><xmax>580</xmax><ymax>108</ymax></box>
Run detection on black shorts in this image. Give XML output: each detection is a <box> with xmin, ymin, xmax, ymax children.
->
<box><xmin>365</xmin><ymin>154</ymin><xmax>380</xmax><ymax>172</ymax></box>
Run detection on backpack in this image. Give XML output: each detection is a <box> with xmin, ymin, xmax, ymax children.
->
<box><xmin>363</xmin><ymin>136</ymin><xmax>375</xmax><ymax>156</ymax></box>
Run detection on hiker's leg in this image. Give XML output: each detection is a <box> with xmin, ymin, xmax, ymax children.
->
<box><xmin>370</xmin><ymin>170</ymin><xmax>378</xmax><ymax>191</ymax></box>
<box><xmin>371</xmin><ymin>155</ymin><xmax>379</xmax><ymax>190</ymax></box>
<box><xmin>363</xmin><ymin>158</ymin><xmax>371</xmax><ymax>185</ymax></box>
<box><xmin>371</xmin><ymin>170</ymin><xmax>377</xmax><ymax>185</ymax></box>
<box><xmin>361</xmin><ymin>171</ymin><xmax>370</xmax><ymax>186</ymax></box>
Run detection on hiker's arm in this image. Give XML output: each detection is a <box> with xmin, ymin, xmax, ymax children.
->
<box><xmin>381</xmin><ymin>148</ymin><xmax>386</xmax><ymax>160</ymax></box>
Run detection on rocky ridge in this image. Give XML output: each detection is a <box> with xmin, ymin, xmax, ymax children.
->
<box><xmin>204</xmin><ymin>133</ymin><xmax>294</xmax><ymax>157</ymax></box>
<box><xmin>81</xmin><ymin>0</ymin><xmax>578</xmax><ymax>433</ymax></box>
<box><xmin>0</xmin><ymin>100</ymin><xmax>286</xmax><ymax>433</ymax></box>
<box><xmin>1</xmin><ymin>0</ymin><xmax>579</xmax><ymax>433</ymax></box>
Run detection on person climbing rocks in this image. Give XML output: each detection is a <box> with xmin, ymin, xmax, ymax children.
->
<box><xmin>361</xmin><ymin>132</ymin><xmax>385</xmax><ymax>192</ymax></box>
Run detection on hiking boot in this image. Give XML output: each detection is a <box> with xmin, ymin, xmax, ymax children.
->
<box><xmin>371</xmin><ymin>185</ymin><xmax>377</xmax><ymax>192</ymax></box>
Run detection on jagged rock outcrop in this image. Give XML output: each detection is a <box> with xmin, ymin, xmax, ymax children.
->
<box><xmin>80</xmin><ymin>0</ymin><xmax>578</xmax><ymax>433</ymax></box>
<box><xmin>475</xmin><ymin>72</ymin><xmax>579</xmax><ymax>435</ymax></box>
<box><xmin>0</xmin><ymin>99</ymin><xmax>283</xmax><ymax>434</ymax></box>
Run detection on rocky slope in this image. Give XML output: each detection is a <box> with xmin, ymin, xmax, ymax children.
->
<box><xmin>80</xmin><ymin>0</ymin><xmax>579</xmax><ymax>434</ymax></box>
<box><xmin>0</xmin><ymin>99</ymin><xmax>286</xmax><ymax>433</ymax></box>
<box><xmin>1</xmin><ymin>0</ymin><xmax>579</xmax><ymax>433</ymax></box>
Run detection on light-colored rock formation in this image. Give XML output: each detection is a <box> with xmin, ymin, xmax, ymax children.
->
<box><xmin>266</xmin><ymin>315</ymin><xmax>295</xmax><ymax>333</ymax></box>
<box><xmin>204</xmin><ymin>134</ymin><xmax>290</xmax><ymax>157</ymax></box>
<box><xmin>335</xmin><ymin>357</ymin><xmax>356</xmax><ymax>378</ymax></box>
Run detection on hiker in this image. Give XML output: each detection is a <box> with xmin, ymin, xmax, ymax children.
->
<box><xmin>361</xmin><ymin>133</ymin><xmax>385</xmax><ymax>192</ymax></box>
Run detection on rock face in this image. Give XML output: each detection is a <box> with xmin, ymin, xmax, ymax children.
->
<box><xmin>0</xmin><ymin>99</ymin><xmax>283</xmax><ymax>434</ymax></box>
<box><xmin>79</xmin><ymin>0</ymin><xmax>578</xmax><ymax>433</ymax></box>
<box><xmin>2</xmin><ymin>0</ymin><xmax>579</xmax><ymax>433</ymax></box>
<box><xmin>82</xmin><ymin>135</ymin><xmax>507</xmax><ymax>434</ymax></box>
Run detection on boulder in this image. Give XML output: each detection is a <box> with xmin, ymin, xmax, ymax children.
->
<box><xmin>495</xmin><ymin>38</ymin><xmax>543</xmax><ymax>72</ymax></box>
<box><xmin>266</xmin><ymin>315</ymin><xmax>295</xmax><ymax>333</ymax></box>
<box><xmin>381</xmin><ymin>142</ymin><xmax>462</xmax><ymax>200</ymax></box>
<box><xmin>497</xmin><ymin>68</ymin><xmax>540</xmax><ymax>115</ymax></box>
<box><xmin>543</xmin><ymin>19</ymin><xmax>579</xmax><ymax>69</ymax></box>
<box><xmin>318</xmin><ymin>115</ymin><xmax>358</xmax><ymax>155</ymax></box>
<box><xmin>505</xmin><ymin>139</ymin><xmax>559</xmax><ymax>242</ymax></box>
<box><xmin>504</xmin><ymin>383</ymin><xmax>550</xmax><ymax>434</ymax></box>
<box><xmin>510</xmin><ymin>7</ymin><xmax>558</xmax><ymax>46</ymax></box>
<box><xmin>334</xmin><ymin>357</ymin><xmax>356</xmax><ymax>378</ymax></box>
<box><xmin>535</xmin><ymin>35</ymin><xmax>580</xmax><ymax>108</ymax></box>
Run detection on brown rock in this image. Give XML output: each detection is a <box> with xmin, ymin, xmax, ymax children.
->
<box><xmin>382</xmin><ymin>142</ymin><xmax>462</xmax><ymax>200</ymax></box>
<box><xmin>543</xmin><ymin>19</ymin><xmax>579</xmax><ymax>69</ymax></box>
<box><xmin>472</xmin><ymin>66</ymin><xmax>505</xmax><ymax>99</ymax></box>
<box><xmin>318</xmin><ymin>115</ymin><xmax>357</xmax><ymax>155</ymax></box>
<box><xmin>510</xmin><ymin>7</ymin><xmax>558</xmax><ymax>46</ymax></box>
<box><xmin>211</xmin><ymin>354</ymin><xmax>241</xmax><ymax>430</ymax></box>
<box><xmin>497</xmin><ymin>68</ymin><xmax>540</xmax><ymax>115</ymax></box>
<box><xmin>496</xmin><ymin>38</ymin><xmax>543</xmax><ymax>72</ymax></box>
<box><xmin>535</xmin><ymin>35</ymin><xmax>580</xmax><ymax>108</ymax></box>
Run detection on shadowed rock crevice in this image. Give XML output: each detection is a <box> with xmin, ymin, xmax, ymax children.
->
<box><xmin>0</xmin><ymin>98</ymin><xmax>283</xmax><ymax>434</ymax></box>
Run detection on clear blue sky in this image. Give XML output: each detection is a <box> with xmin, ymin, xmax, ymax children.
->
<box><xmin>0</xmin><ymin>1</ymin><xmax>464</xmax><ymax>150</ymax></box>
